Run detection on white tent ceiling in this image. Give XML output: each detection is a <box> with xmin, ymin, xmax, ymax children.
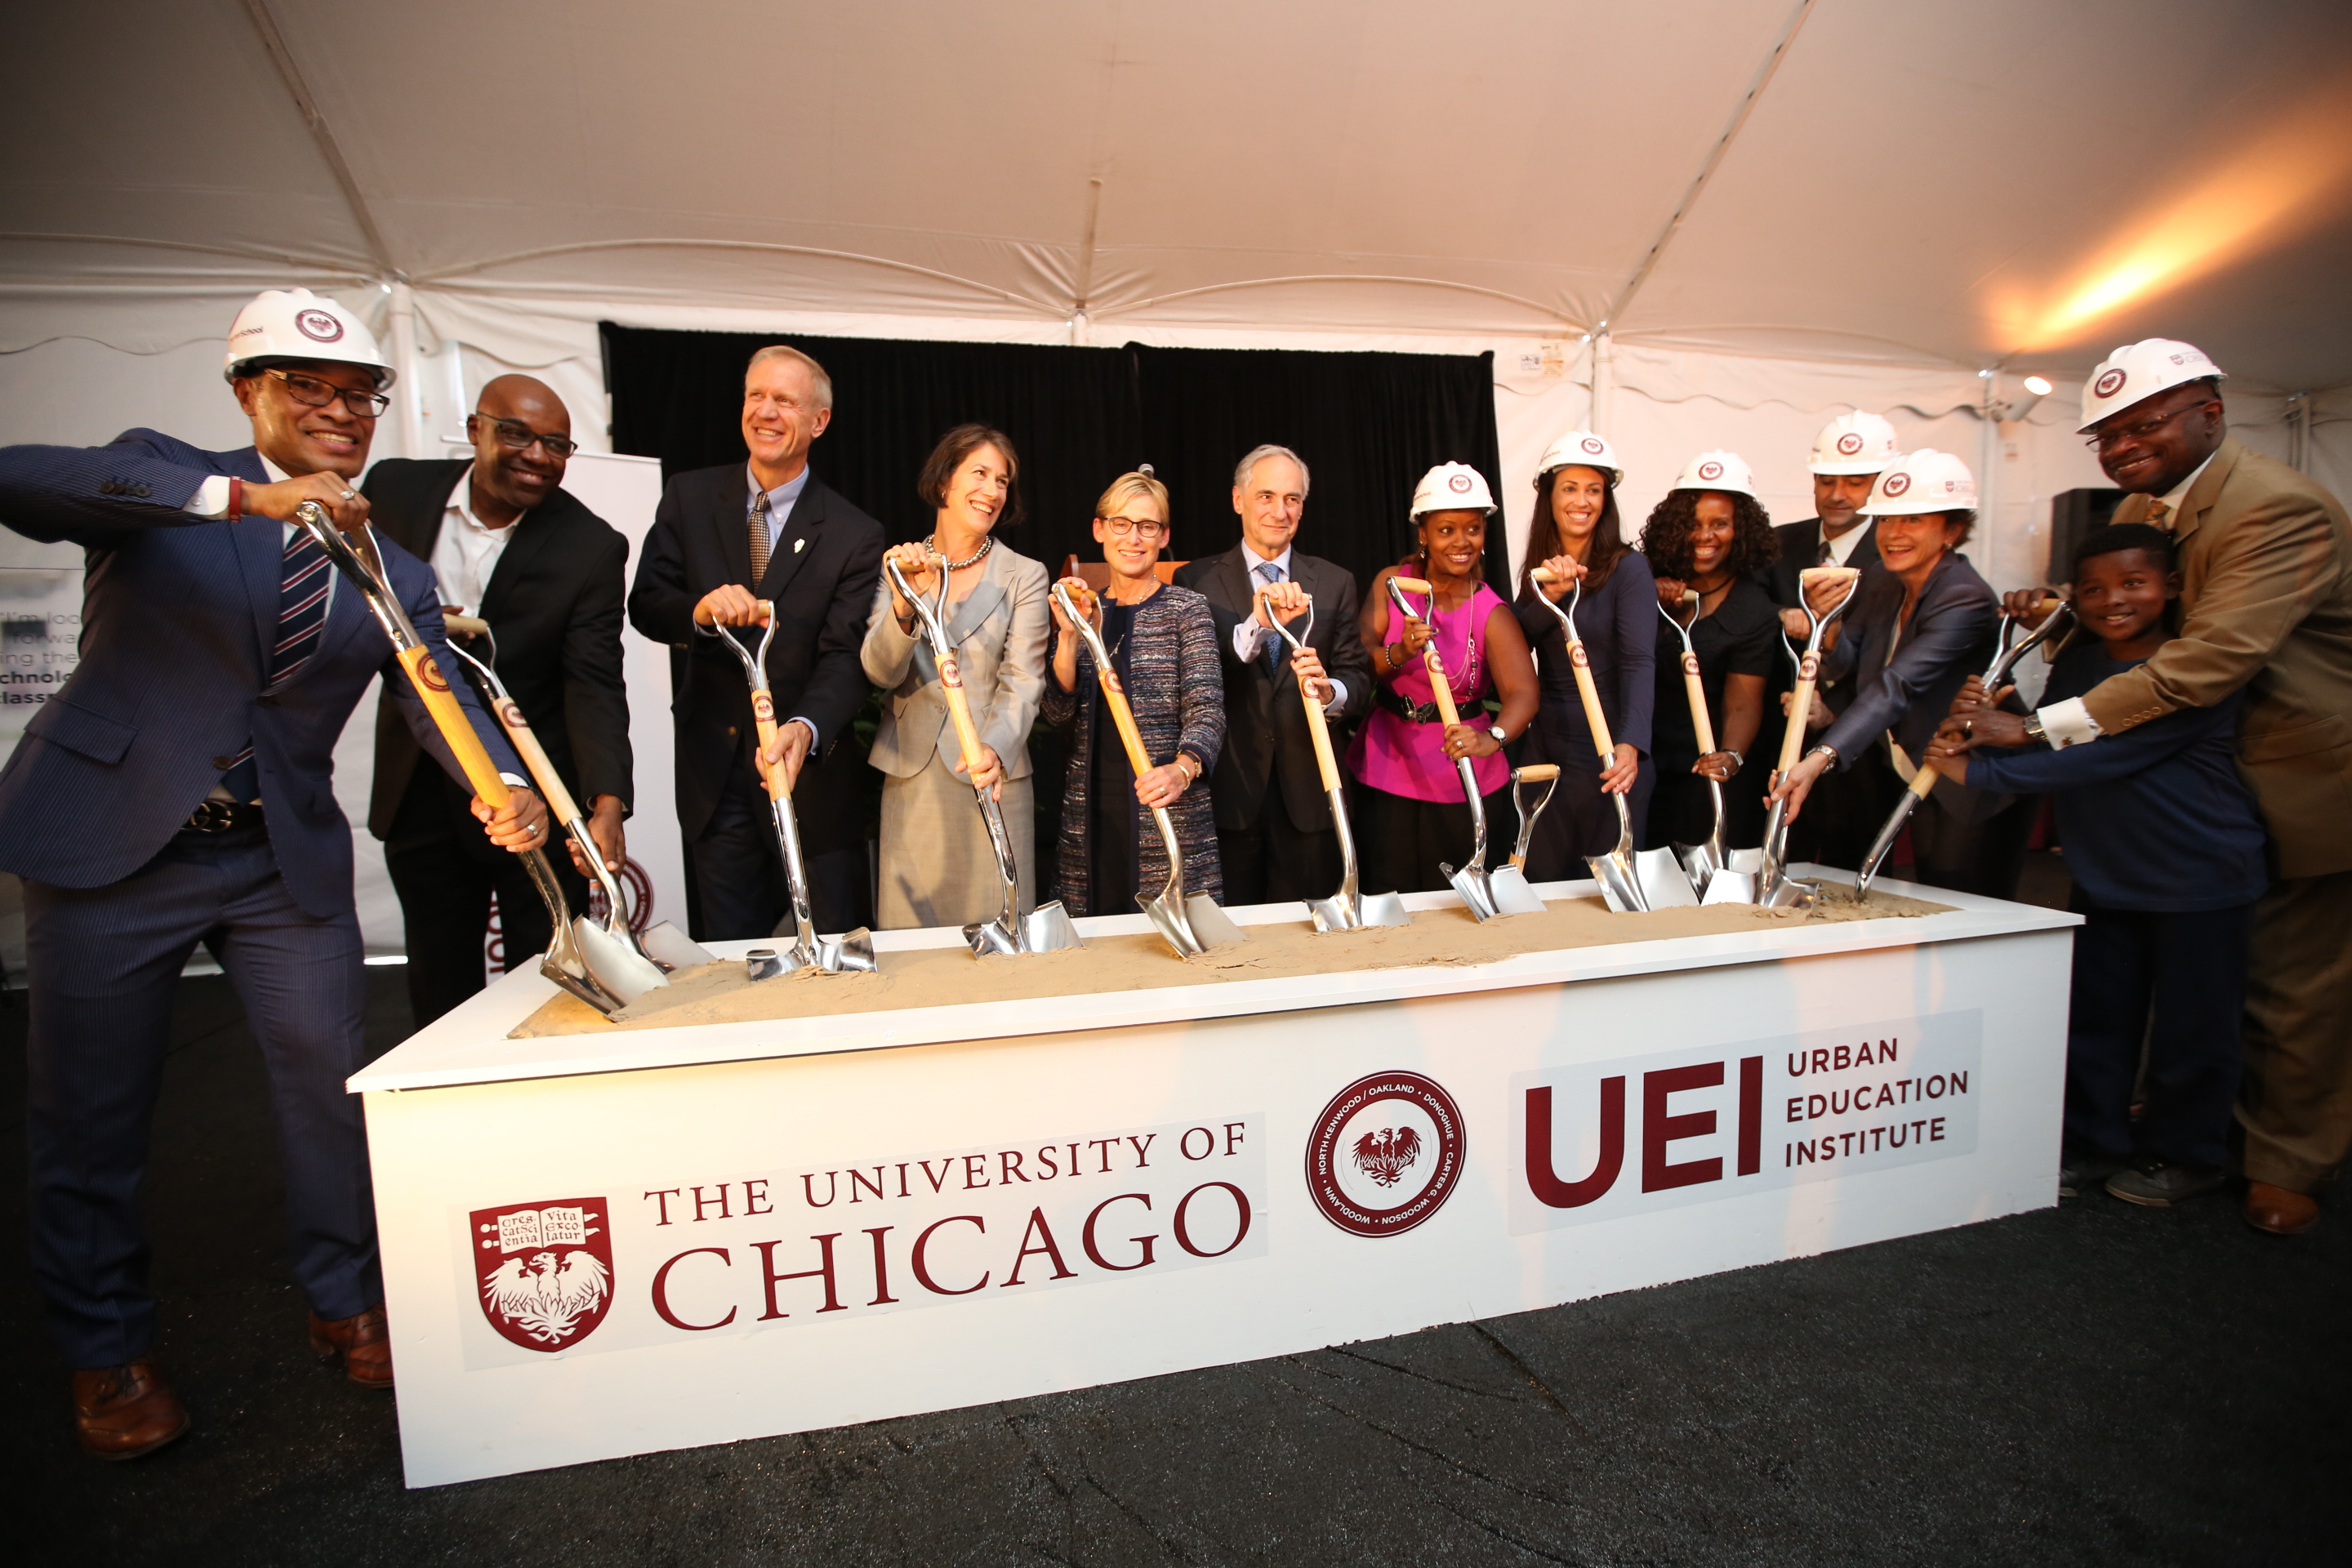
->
<box><xmin>6</xmin><ymin>0</ymin><xmax>2352</xmax><ymax>388</ymax></box>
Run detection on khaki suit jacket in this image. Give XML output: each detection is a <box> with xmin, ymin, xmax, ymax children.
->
<box><xmin>860</xmin><ymin>542</ymin><xmax>1049</xmax><ymax>781</ymax></box>
<box><xmin>2081</xmin><ymin>436</ymin><xmax>2352</xmax><ymax>878</ymax></box>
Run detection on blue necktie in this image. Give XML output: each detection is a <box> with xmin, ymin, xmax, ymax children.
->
<box><xmin>219</xmin><ymin>528</ymin><xmax>332</xmax><ymax>802</ymax></box>
<box><xmin>1255</xmin><ymin>561</ymin><xmax>1285</xmax><ymax>677</ymax></box>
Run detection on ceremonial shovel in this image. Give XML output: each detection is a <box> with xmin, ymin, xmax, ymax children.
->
<box><xmin>1855</xmin><ymin>595</ymin><xmax>2070</xmax><ymax>901</ymax></box>
<box><xmin>1258</xmin><ymin>587</ymin><xmax>1410</xmax><ymax>933</ymax></box>
<box><xmin>714</xmin><ymin>604</ymin><xmax>875</xmax><ymax>977</ymax></box>
<box><xmin>1758</xmin><ymin>565</ymin><xmax>1863</xmax><ymax>907</ymax></box>
<box><xmin>1053</xmin><ymin>581</ymin><xmax>1245</xmax><ymax>957</ymax></box>
<box><xmin>1384</xmin><ymin>577</ymin><xmax>1537</xmax><ymax>920</ymax></box>
<box><xmin>884</xmin><ymin>555</ymin><xmax>1081</xmax><ymax>957</ymax></box>
<box><xmin>1655</xmin><ymin>590</ymin><xmax>1753</xmax><ymax>904</ymax></box>
<box><xmin>1484</xmin><ymin>764</ymin><xmax>1560</xmax><ymax>915</ymax></box>
<box><xmin>1526</xmin><ymin>569</ymin><xmax>1695</xmax><ymax>911</ymax></box>
<box><xmin>289</xmin><ymin>502</ymin><xmax>644</xmax><ymax>1013</ymax></box>
<box><xmin>440</xmin><ymin>613</ymin><xmax>712</xmax><ymax>991</ymax></box>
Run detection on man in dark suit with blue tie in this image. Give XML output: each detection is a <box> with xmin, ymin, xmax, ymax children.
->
<box><xmin>0</xmin><ymin>288</ymin><xmax>545</xmax><ymax>1459</ymax></box>
<box><xmin>628</xmin><ymin>345</ymin><xmax>884</xmax><ymax>939</ymax></box>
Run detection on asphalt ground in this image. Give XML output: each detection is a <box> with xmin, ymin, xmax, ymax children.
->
<box><xmin>8</xmin><ymin>856</ymin><xmax>2347</xmax><ymax>1567</ymax></box>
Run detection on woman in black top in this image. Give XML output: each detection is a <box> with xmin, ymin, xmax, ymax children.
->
<box><xmin>1640</xmin><ymin>484</ymin><xmax>1780</xmax><ymax>850</ymax></box>
<box><xmin>1512</xmin><ymin>434</ymin><xmax>1655</xmax><ymax>879</ymax></box>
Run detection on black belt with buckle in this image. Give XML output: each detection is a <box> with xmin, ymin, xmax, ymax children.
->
<box><xmin>1378</xmin><ymin>687</ymin><xmax>1448</xmax><ymax>724</ymax></box>
<box><xmin>181</xmin><ymin>799</ymin><xmax>265</xmax><ymax>835</ymax></box>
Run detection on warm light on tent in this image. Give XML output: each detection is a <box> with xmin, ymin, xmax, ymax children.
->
<box><xmin>2021</xmin><ymin>83</ymin><xmax>2352</xmax><ymax>348</ymax></box>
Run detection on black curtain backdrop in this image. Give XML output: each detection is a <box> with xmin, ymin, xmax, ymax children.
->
<box><xmin>600</xmin><ymin>324</ymin><xmax>1505</xmax><ymax>591</ymax></box>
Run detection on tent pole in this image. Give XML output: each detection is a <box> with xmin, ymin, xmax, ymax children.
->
<box><xmin>1589</xmin><ymin>333</ymin><xmax>1614</xmax><ymax>437</ymax></box>
<box><xmin>1978</xmin><ymin>370</ymin><xmax>2000</xmax><ymax>586</ymax></box>
<box><xmin>389</xmin><ymin>281</ymin><xmax>425</xmax><ymax>459</ymax></box>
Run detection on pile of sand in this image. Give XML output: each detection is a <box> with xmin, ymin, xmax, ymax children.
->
<box><xmin>510</xmin><ymin>884</ymin><xmax>1947</xmax><ymax>1040</ymax></box>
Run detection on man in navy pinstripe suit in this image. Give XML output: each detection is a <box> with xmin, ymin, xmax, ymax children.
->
<box><xmin>0</xmin><ymin>289</ymin><xmax>546</xmax><ymax>1459</ymax></box>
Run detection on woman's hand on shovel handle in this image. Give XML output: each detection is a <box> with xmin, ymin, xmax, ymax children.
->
<box><xmin>1766</xmin><ymin>750</ymin><xmax>1832</xmax><ymax>822</ymax></box>
<box><xmin>884</xmin><ymin>543</ymin><xmax>937</xmax><ymax>626</ymax></box>
<box><xmin>1441</xmin><ymin>723</ymin><xmax>1501</xmax><ymax>762</ymax></box>
<box><xmin>1694</xmin><ymin>750</ymin><xmax>1740</xmax><ymax>782</ymax></box>
<box><xmin>1134</xmin><ymin>761</ymin><xmax>1191</xmax><ymax>809</ymax></box>
<box><xmin>471</xmin><ymin>787</ymin><xmax>550</xmax><ymax>852</ymax></box>
<box><xmin>952</xmin><ymin>742</ymin><xmax>1005</xmax><ymax>801</ymax></box>
<box><xmin>1535</xmin><ymin>556</ymin><xmax>1583</xmax><ymax>603</ymax></box>
<box><xmin>1598</xmin><ymin>742</ymin><xmax>1640</xmax><ymax>792</ymax></box>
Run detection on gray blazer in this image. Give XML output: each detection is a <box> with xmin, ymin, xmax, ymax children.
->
<box><xmin>862</xmin><ymin>543</ymin><xmax>1049</xmax><ymax>781</ymax></box>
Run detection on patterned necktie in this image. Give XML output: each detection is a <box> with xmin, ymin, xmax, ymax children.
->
<box><xmin>748</xmin><ymin>489</ymin><xmax>773</xmax><ymax>582</ymax></box>
<box><xmin>2145</xmin><ymin>499</ymin><xmax>2172</xmax><ymax>532</ymax></box>
<box><xmin>1817</xmin><ymin>534</ymin><xmax>1834</xmax><ymax>567</ymax></box>
<box><xmin>218</xmin><ymin>527</ymin><xmax>332</xmax><ymax>801</ymax></box>
<box><xmin>1255</xmin><ymin>560</ymin><xmax>1285</xmax><ymax>676</ymax></box>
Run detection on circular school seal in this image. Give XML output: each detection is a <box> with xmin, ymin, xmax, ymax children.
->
<box><xmin>1697</xmin><ymin>461</ymin><xmax>1723</xmax><ymax>482</ymax></box>
<box><xmin>294</xmin><ymin>308</ymin><xmax>345</xmax><ymax>343</ymax></box>
<box><xmin>1304</xmin><ymin>1071</ymin><xmax>1466</xmax><ymax>1237</ymax></box>
<box><xmin>1449</xmin><ymin>472</ymin><xmax>1473</xmax><ymax>493</ymax></box>
<box><xmin>1836</xmin><ymin>431</ymin><xmax>1865</xmax><ymax>456</ymax></box>
<box><xmin>416</xmin><ymin>654</ymin><xmax>452</xmax><ymax>693</ymax></box>
<box><xmin>1581</xmin><ymin>436</ymin><xmax>1605</xmax><ymax>456</ymax></box>
<box><xmin>2093</xmin><ymin>367</ymin><xmax>2127</xmax><ymax>399</ymax></box>
<box><xmin>1882</xmin><ymin>471</ymin><xmax>1912</xmax><ymax>498</ymax></box>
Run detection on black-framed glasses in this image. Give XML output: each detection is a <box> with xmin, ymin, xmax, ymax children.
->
<box><xmin>265</xmin><ymin>368</ymin><xmax>390</xmax><ymax>418</ymax></box>
<box><xmin>1101</xmin><ymin>515</ymin><xmax>1167</xmax><ymax>539</ymax></box>
<box><xmin>474</xmin><ymin>414</ymin><xmax>579</xmax><ymax>460</ymax></box>
<box><xmin>2086</xmin><ymin>405</ymin><xmax>2193</xmax><ymax>450</ymax></box>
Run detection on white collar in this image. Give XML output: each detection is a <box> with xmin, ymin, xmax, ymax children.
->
<box><xmin>1240</xmin><ymin>541</ymin><xmax>1294</xmax><ymax>578</ymax></box>
<box><xmin>2157</xmin><ymin>450</ymin><xmax>2218</xmax><ymax>516</ymax></box>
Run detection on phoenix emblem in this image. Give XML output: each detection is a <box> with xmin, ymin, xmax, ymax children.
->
<box><xmin>1351</xmin><ymin>1125</ymin><xmax>1423</xmax><ymax>1188</ymax></box>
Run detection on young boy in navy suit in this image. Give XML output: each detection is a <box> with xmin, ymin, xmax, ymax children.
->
<box><xmin>1929</xmin><ymin>524</ymin><xmax>2267</xmax><ymax>1206</ymax></box>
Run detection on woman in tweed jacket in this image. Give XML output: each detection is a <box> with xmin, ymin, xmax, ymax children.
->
<box><xmin>1043</xmin><ymin>470</ymin><xmax>1226</xmax><ymax>918</ymax></box>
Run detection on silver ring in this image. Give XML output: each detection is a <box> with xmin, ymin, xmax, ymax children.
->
<box><xmin>340</xmin><ymin>489</ymin><xmax>356</xmax><ymax>501</ymax></box>
<box><xmin>529</xmin><ymin>822</ymin><xmax>541</xmax><ymax>834</ymax></box>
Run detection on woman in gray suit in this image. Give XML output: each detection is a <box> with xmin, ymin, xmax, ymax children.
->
<box><xmin>862</xmin><ymin>425</ymin><xmax>1050</xmax><ymax>929</ymax></box>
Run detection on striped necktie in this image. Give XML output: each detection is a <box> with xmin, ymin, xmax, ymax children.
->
<box><xmin>1254</xmin><ymin>560</ymin><xmax>1285</xmax><ymax>675</ymax></box>
<box><xmin>2145</xmin><ymin>499</ymin><xmax>2172</xmax><ymax>532</ymax></box>
<box><xmin>217</xmin><ymin>526</ymin><xmax>333</xmax><ymax>801</ymax></box>
<box><xmin>748</xmin><ymin>489</ymin><xmax>773</xmax><ymax>582</ymax></box>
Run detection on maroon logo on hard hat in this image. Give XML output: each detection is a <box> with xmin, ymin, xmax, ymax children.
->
<box><xmin>472</xmin><ymin>1197</ymin><xmax>614</xmax><ymax>1352</ymax></box>
<box><xmin>1581</xmin><ymin>437</ymin><xmax>1605</xmax><ymax>456</ymax></box>
<box><xmin>294</xmin><ymin>308</ymin><xmax>345</xmax><ymax>344</ymax></box>
<box><xmin>1448</xmin><ymin>473</ymin><xmax>1472</xmax><ymax>494</ymax></box>
<box><xmin>1882</xmin><ymin>472</ymin><xmax>1912</xmax><ymax>497</ymax></box>
<box><xmin>1305</xmin><ymin>1072</ymin><xmax>1464</xmax><ymax>1237</ymax></box>
<box><xmin>1697</xmin><ymin>461</ymin><xmax>1724</xmax><ymax>482</ymax></box>
<box><xmin>1836</xmin><ymin>432</ymin><xmax>1865</xmax><ymax>456</ymax></box>
<box><xmin>2094</xmin><ymin>368</ymin><xmax>2126</xmax><ymax>399</ymax></box>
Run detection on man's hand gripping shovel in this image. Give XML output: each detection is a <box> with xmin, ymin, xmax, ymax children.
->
<box><xmin>884</xmin><ymin>554</ymin><xmax>1081</xmax><ymax>956</ymax></box>
<box><xmin>1051</xmin><ymin>580</ymin><xmax>1245</xmax><ymax>957</ymax></box>
<box><xmin>289</xmin><ymin>501</ymin><xmax>655</xmax><ymax>1014</ymax></box>
<box><xmin>714</xmin><ymin>602</ymin><xmax>875</xmax><ymax>977</ymax></box>
<box><xmin>1758</xmin><ymin>564</ymin><xmax>1863</xmax><ymax>908</ymax></box>
<box><xmin>1855</xmin><ymin>595</ymin><xmax>2070</xmax><ymax>901</ymax></box>
<box><xmin>440</xmin><ymin>612</ymin><xmax>714</xmax><ymax>996</ymax></box>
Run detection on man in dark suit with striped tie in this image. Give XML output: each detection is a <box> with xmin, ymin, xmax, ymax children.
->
<box><xmin>0</xmin><ymin>288</ymin><xmax>544</xmax><ymax>1459</ymax></box>
<box><xmin>627</xmin><ymin>345</ymin><xmax>885</xmax><ymax>939</ymax></box>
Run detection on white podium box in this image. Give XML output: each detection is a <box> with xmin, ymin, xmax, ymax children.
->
<box><xmin>350</xmin><ymin>874</ymin><xmax>2077</xmax><ymax>1488</ymax></box>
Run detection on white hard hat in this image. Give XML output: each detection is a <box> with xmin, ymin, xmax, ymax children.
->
<box><xmin>2077</xmin><ymin>338</ymin><xmax>2225</xmax><ymax>432</ymax></box>
<box><xmin>1863</xmin><ymin>448</ymin><xmax>1977</xmax><ymax>515</ymax></box>
<box><xmin>1669</xmin><ymin>450</ymin><xmax>1758</xmax><ymax>498</ymax></box>
<box><xmin>1535</xmin><ymin>430</ymin><xmax>1624</xmax><ymax>487</ymax></box>
<box><xmin>223</xmin><ymin>287</ymin><xmax>394</xmax><ymax>387</ymax></box>
<box><xmin>1808</xmin><ymin>412</ymin><xmax>1901</xmax><ymax>475</ymax></box>
<box><xmin>1410</xmin><ymin>462</ymin><xmax>1496</xmax><ymax>518</ymax></box>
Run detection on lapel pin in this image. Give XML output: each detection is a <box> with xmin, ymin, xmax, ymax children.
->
<box><xmin>793</xmin><ymin>537</ymin><xmax>807</xmax><ymax>554</ymax></box>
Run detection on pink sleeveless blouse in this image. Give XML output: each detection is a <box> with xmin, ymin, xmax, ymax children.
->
<box><xmin>1348</xmin><ymin>576</ymin><xmax>1510</xmax><ymax>802</ymax></box>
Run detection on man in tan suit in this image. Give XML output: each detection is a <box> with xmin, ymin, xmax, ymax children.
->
<box><xmin>2022</xmin><ymin>340</ymin><xmax>2352</xmax><ymax>1235</ymax></box>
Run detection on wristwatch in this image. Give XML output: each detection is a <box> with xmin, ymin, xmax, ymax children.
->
<box><xmin>1807</xmin><ymin>743</ymin><xmax>1839</xmax><ymax>766</ymax></box>
<box><xmin>1723</xmin><ymin>748</ymin><xmax>1744</xmax><ymax>770</ymax></box>
<box><xmin>1487</xmin><ymin>724</ymin><xmax>1508</xmax><ymax>746</ymax></box>
<box><xmin>2023</xmin><ymin>712</ymin><xmax>2048</xmax><ymax>746</ymax></box>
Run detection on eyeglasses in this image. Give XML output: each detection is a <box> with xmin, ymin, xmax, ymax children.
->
<box><xmin>2086</xmin><ymin>405</ymin><xmax>2193</xmax><ymax>450</ymax></box>
<box><xmin>475</xmin><ymin>414</ymin><xmax>578</xmax><ymax>460</ymax></box>
<box><xmin>265</xmin><ymin>368</ymin><xmax>390</xmax><ymax>418</ymax></box>
<box><xmin>1100</xmin><ymin>515</ymin><xmax>1167</xmax><ymax>539</ymax></box>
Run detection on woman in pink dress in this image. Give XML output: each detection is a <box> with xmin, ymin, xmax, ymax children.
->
<box><xmin>1348</xmin><ymin>464</ymin><xmax>1539</xmax><ymax>894</ymax></box>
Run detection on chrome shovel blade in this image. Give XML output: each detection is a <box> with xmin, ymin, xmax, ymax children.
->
<box><xmin>1726</xmin><ymin>847</ymin><xmax>1765</xmax><ymax>877</ymax></box>
<box><xmin>1022</xmin><ymin>901</ymin><xmax>1085</xmax><ymax>951</ymax></box>
<box><xmin>572</xmin><ymin>916</ymin><xmax>670</xmax><ymax>1004</ymax></box>
<box><xmin>1700</xmin><ymin>869</ymin><xmax>1757</xmax><ymax>906</ymax></box>
<box><xmin>1441</xmin><ymin>860</ymin><xmax>1505</xmax><ymax>921</ymax></box>
<box><xmin>817</xmin><ymin>928</ymin><xmax>878</xmax><ymax>973</ymax></box>
<box><xmin>639</xmin><ymin>921</ymin><xmax>716</xmax><ymax>972</ymax></box>
<box><xmin>1307</xmin><ymin>889</ymin><xmax>1413</xmax><ymax>933</ymax></box>
<box><xmin>1485</xmin><ymin>864</ymin><xmax>1549</xmax><ymax>916</ymax></box>
<box><xmin>1677</xmin><ymin>843</ymin><xmax>1719</xmax><ymax>893</ymax></box>
<box><xmin>1586</xmin><ymin>849</ymin><xmax>1648</xmax><ymax>913</ymax></box>
<box><xmin>1633</xmin><ymin>847</ymin><xmax>1700</xmax><ymax>908</ymax></box>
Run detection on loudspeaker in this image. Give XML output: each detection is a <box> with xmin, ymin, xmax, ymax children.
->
<box><xmin>2049</xmin><ymin>487</ymin><xmax>2127</xmax><ymax>583</ymax></box>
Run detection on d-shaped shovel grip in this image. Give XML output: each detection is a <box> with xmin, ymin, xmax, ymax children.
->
<box><xmin>1056</xmin><ymin>581</ymin><xmax>1157</xmax><ymax>778</ymax></box>
<box><xmin>1529</xmin><ymin>568</ymin><xmax>1615</xmax><ymax>762</ymax></box>
<box><xmin>889</xmin><ymin>555</ymin><xmax>996</xmax><ymax>792</ymax></box>
<box><xmin>1386</xmin><ymin>576</ymin><xmax>1463</xmax><ymax>728</ymax></box>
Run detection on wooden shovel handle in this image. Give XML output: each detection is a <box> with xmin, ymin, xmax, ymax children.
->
<box><xmin>938</xmin><ymin>651</ymin><xmax>991</xmax><ymax>785</ymax></box>
<box><xmin>1681</xmin><ymin>653</ymin><xmax>1717</xmax><ymax>755</ymax></box>
<box><xmin>1516</xmin><ymin>764</ymin><xmax>1560</xmax><ymax>782</ymax></box>
<box><xmin>1569</xmin><ymin>648</ymin><xmax>1615</xmax><ymax>761</ymax></box>
<box><xmin>751</xmin><ymin>698</ymin><xmax>790</xmax><ymax>801</ymax></box>
<box><xmin>488</xmin><ymin>697</ymin><xmax>580</xmax><ymax>823</ymax></box>
<box><xmin>1779</xmin><ymin>658</ymin><xmax>1820</xmax><ymax>775</ymax></box>
<box><xmin>393</xmin><ymin>645</ymin><xmax>509</xmax><ymax>809</ymax></box>
<box><xmin>443</xmin><ymin>612</ymin><xmax>489</xmax><ymax>637</ymax></box>
<box><xmin>1302</xmin><ymin>686</ymin><xmax>1340</xmax><ymax>792</ymax></box>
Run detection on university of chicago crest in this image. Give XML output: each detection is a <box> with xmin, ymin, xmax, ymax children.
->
<box><xmin>471</xmin><ymin>1197</ymin><xmax>614</xmax><ymax>1352</ymax></box>
<box><xmin>1304</xmin><ymin>1071</ymin><xmax>1465</xmax><ymax>1237</ymax></box>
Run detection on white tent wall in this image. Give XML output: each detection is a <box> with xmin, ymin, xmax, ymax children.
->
<box><xmin>3</xmin><ymin>285</ymin><xmax>2349</xmax><ymax>972</ymax></box>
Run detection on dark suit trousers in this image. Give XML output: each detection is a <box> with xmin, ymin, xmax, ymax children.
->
<box><xmin>691</xmin><ymin>745</ymin><xmax>871</xmax><ymax>941</ymax></box>
<box><xmin>24</xmin><ymin>824</ymin><xmax>378</xmax><ymax>1368</ymax></box>
<box><xmin>384</xmin><ymin>768</ymin><xmax>586</xmax><ymax>1028</ymax></box>
<box><xmin>1218</xmin><ymin>784</ymin><xmax>1342</xmax><ymax>906</ymax></box>
<box><xmin>2065</xmin><ymin>892</ymin><xmax>2254</xmax><ymax>1169</ymax></box>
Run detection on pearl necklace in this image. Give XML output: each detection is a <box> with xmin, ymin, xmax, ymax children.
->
<box><xmin>929</xmin><ymin>533</ymin><xmax>995</xmax><ymax>572</ymax></box>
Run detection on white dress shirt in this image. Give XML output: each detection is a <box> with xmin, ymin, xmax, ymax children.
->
<box><xmin>1821</xmin><ymin>518</ymin><xmax>1874</xmax><ymax>568</ymax></box>
<box><xmin>1227</xmin><ymin>543</ymin><xmax>1348</xmax><ymax>712</ymax></box>
<box><xmin>430</xmin><ymin>476</ymin><xmax>519</xmax><ymax>616</ymax></box>
<box><xmin>2036</xmin><ymin>449</ymin><xmax>2218</xmax><ymax>749</ymax></box>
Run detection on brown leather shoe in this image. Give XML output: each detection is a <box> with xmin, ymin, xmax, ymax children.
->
<box><xmin>73</xmin><ymin>1358</ymin><xmax>190</xmax><ymax>1460</ymax></box>
<box><xmin>2244</xmin><ymin>1180</ymin><xmax>2321</xmax><ymax>1236</ymax></box>
<box><xmin>309</xmin><ymin>1302</ymin><xmax>394</xmax><ymax>1388</ymax></box>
